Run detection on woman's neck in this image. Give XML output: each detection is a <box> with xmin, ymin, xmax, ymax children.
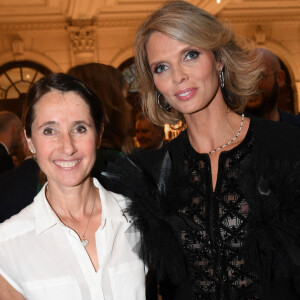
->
<box><xmin>46</xmin><ymin>177</ymin><xmax>97</xmax><ymax>219</ymax></box>
<box><xmin>185</xmin><ymin>106</ymin><xmax>244</xmax><ymax>154</ymax></box>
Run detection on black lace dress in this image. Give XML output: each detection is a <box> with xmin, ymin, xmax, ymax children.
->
<box><xmin>100</xmin><ymin>117</ymin><xmax>300</xmax><ymax>300</ymax></box>
<box><xmin>179</xmin><ymin>126</ymin><xmax>260</xmax><ymax>299</ymax></box>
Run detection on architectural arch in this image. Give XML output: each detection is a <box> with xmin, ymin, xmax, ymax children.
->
<box><xmin>0</xmin><ymin>59</ymin><xmax>52</xmax><ymax>117</ymax></box>
<box><xmin>263</xmin><ymin>42</ymin><xmax>300</xmax><ymax>81</ymax></box>
<box><xmin>110</xmin><ymin>47</ymin><xmax>134</xmax><ymax>69</ymax></box>
<box><xmin>0</xmin><ymin>50</ymin><xmax>62</xmax><ymax>74</ymax></box>
<box><xmin>261</xmin><ymin>42</ymin><xmax>300</xmax><ymax>112</ymax></box>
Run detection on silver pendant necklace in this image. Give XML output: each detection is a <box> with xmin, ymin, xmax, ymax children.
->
<box><xmin>80</xmin><ymin>197</ymin><xmax>96</xmax><ymax>247</ymax></box>
<box><xmin>208</xmin><ymin>114</ymin><xmax>245</xmax><ymax>155</ymax></box>
<box><xmin>46</xmin><ymin>187</ymin><xmax>96</xmax><ymax>248</ymax></box>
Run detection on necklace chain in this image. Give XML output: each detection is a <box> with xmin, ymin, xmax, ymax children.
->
<box><xmin>81</xmin><ymin>196</ymin><xmax>96</xmax><ymax>247</ymax></box>
<box><xmin>208</xmin><ymin>114</ymin><xmax>245</xmax><ymax>155</ymax></box>
<box><xmin>46</xmin><ymin>187</ymin><xmax>96</xmax><ymax>248</ymax></box>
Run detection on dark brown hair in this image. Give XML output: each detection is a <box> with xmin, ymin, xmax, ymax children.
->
<box><xmin>23</xmin><ymin>72</ymin><xmax>104</xmax><ymax>138</ymax></box>
<box><xmin>68</xmin><ymin>63</ymin><xmax>133</xmax><ymax>152</ymax></box>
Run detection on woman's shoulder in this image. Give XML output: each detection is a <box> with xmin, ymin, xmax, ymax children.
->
<box><xmin>99</xmin><ymin>134</ymin><xmax>186</xmax><ymax>202</ymax></box>
<box><xmin>252</xmin><ymin>115</ymin><xmax>299</xmax><ymax>132</ymax></box>
<box><xmin>129</xmin><ymin>131</ymin><xmax>186</xmax><ymax>170</ymax></box>
<box><xmin>0</xmin><ymin>203</ymin><xmax>35</xmax><ymax>243</ymax></box>
<box><xmin>251</xmin><ymin>116</ymin><xmax>300</xmax><ymax>158</ymax></box>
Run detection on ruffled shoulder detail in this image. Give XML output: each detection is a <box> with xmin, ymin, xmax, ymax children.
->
<box><xmin>241</xmin><ymin>157</ymin><xmax>300</xmax><ymax>288</ymax></box>
<box><xmin>100</xmin><ymin>152</ymin><xmax>188</xmax><ymax>283</ymax></box>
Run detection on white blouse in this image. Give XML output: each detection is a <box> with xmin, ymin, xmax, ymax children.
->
<box><xmin>0</xmin><ymin>178</ymin><xmax>146</xmax><ymax>300</ymax></box>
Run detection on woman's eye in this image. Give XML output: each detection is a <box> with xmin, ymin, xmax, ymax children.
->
<box><xmin>154</xmin><ymin>64</ymin><xmax>168</xmax><ymax>74</ymax></box>
<box><xmin>185</xmin><ymin>50</ymin><xmax>200</xmax><ymax>61</ymax></box>
<box><xmin>43</xmin><ymin>128</ymin><xmax>55</xmax><ymax>135</ymax></box>
<box><xmin>75</xmin><ymin>125</ymin><xmax>87</xmax><ymax>133</ymax></box>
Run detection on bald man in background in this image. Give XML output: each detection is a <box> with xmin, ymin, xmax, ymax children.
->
<box><xmin>0</xmin><ymin>111</ymin><xmax>23</xmax><ymax>174</ymax></box>
<box><xmin>246</xmin><ymin>48</ymin><xmax>300</xmax><ymax>128</ymax></box>
<box><xmin>135</xmin><ymin>113</ymin><xmax>165</xmax><ymax>150</ymax></box>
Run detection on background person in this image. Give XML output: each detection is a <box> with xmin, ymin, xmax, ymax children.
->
<box><xmin>246</xmin><ymin>48</ymin><xmax>300</xmax><ymax>128</ymax></box>
<box><xmin>135</xmin><ymin>112</ymin><xmax>165</xmax><ymax>150</ymax></box>
<box><xmin>68</xmin><ymin>63</ymin><xmax>135</xmax><ymax>156</ymax></box>
<box><xmin>101</xmin><ymin>1</ymin><xmax>300</xmax><ymax>300</ymax></box>
<box><xmin>0</xmin><ymin>73</ymin><xmax>146</xmax><ymax>300</ymax></box>
<box><xmin>0</xmin><ymin>111</ymin><xmax>23</xmax><ymax>174</ymax></box>
<box><xmin>0</xmin><ymin>130</ymin><xmax>40</xmax><ymax>223</ymax></box>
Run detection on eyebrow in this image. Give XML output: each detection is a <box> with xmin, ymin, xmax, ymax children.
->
<box><xmin>149</xmin><ymin>46</ymin><xmax>197</xmax><ymax>69</ymax></box>
<box><xmin>149</xmin><ymin>60</ymin><xmax>162</xmax><ymax>70</ymax></box>
<box><xmin>73</xmin><ymin>120</ymin><xmax>92</xmax><ymax>127</ymax></box>
<box><xmin>37</xmin><ymin>121</ymin><xmax>57</xmax><ymax>130</ymax></box>
<box><xmin>37</xmin><ymin>120</ymin><xmax>92</xmax><ymax>130</ymax></box>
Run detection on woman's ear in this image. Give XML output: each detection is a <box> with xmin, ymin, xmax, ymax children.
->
<box><xmin>217</xmin><ymin>61</ymin><xmax>224</xmax><ymax>72</ymax></box>
<box><xmin>213</xmin><ymin>51</ymin><xmax>224</xmax><ymax>72</ymax></box>
<box><xmin>24</xmin><ymin>129</ymin><xmax>36</xmax><ymax>154</ymax></box>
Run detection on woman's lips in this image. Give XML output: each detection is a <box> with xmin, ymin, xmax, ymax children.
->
<box><xmin>53</xmin><ymin>159</ymin><xmax>81</xmax><ymax>169</ymax></box>
<box><xmin>175</xmin><ymin>88</ymin><xmax>197</xmax><ymax>101</ymax></box>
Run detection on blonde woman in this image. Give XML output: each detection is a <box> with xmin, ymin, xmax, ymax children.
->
<box><xmin>101</xmin><ymin>1</ymin><xmax>300</xmax><ymax>299</ymax></box>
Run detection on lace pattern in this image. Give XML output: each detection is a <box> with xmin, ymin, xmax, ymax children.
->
<box><xmin>180</xmin><ymin>125</ymin><xmax>260</xmax><ymax>299</ymax></box>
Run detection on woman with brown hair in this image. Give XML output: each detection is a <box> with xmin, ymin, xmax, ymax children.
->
<box><xmin>0</xmin><ymin>73</ymin><xmax>146</xmax><ymax>300</ymax></box>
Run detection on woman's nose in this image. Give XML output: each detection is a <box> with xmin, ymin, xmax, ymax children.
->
<box><xmin>172</xmin><ymin>65</ymin><xmax>187</xmax><ymax>84</ymax></box>
<box><xmin>60</xmin><ymin>133</ymin><xmax>77</xmax><ymax>155</ymax></box>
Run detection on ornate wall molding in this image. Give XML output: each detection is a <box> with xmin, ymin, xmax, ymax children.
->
<box><xmin>95</xmin><ymin>19</ymin><xmax>143</xmax><ymax>28</ymax></box>
<box><xmin>254</xmin><ymin>26</ymin><xmax>267</xmax><ymax>45</ymax></box>
<box><xmin>220</xmin><ymin>15</ymin><xmax>300</xmax><ymax>24</ymax></box>
<box><xmin>68</xmin><ymin>25</ymin><xmax>96</xmax><ymax>53</ymax></box>
<box><xmin>0</xmin><ymin>19</ymin><xmax>142</xmax><ymax>33</ymax></box>
<box><xmin>68</xmin><ymin>24</ymin><xmax>97</xmax><ymax>64</ymax></box>
<box><xmin>11</xmin><ymin>39</ymin><xmax>25</xmax><ymax>60</ymax></box>
<box><xmin>0</xmin><ymin>22</ymin><xmax>67</xmax><ymax>32</ymax></box>
<box><xmin>1</xmin><ymin>14</ymin><xmax>299</xmax><ymax>32</ymax></box>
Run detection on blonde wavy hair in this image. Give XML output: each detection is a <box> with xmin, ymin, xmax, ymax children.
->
<box><xmin>135</xmin><ymin>0</ymin><xmax>263</xmax><ymax>126</ymax></box>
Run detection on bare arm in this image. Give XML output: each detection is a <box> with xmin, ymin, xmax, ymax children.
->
<box><xmin>0</xmin><ymin>274</ymin><xmax>25</xmax><ymax>300</ymax></box>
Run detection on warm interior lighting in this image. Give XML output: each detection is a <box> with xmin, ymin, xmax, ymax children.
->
<box><xmin>217</xmin><ymin>0</ymin><xmax>221</xmax><ymax>3</ymax></box>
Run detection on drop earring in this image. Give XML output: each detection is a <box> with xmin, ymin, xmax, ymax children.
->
<box><xmin>219</xmin><ymin>69</ymin><xmax>225</xmax><ymax>88</ymax></box>
<box><xmin>156</xmin><ymin>91</ymin><xmax>171</xmax><ymax>110</ymax></box>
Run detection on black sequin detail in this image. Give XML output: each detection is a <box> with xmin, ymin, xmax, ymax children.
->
<box><xmin>179</xmin><ymin>124</ymin><xmax>261</xmax><ymax>299</ymax></box>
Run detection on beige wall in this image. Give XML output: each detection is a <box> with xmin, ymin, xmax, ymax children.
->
<box><xmin>0</xmin><ymin>0</ymin><xmax>299</xmax><ymax>112</ymax></box>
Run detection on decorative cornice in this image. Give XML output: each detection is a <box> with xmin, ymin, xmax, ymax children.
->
<box><xmin>0</xmin><ymin>19</ymin><xmax>143</xmax><ymax>32</ymax></box>
<box><xmin>0</xmin><ymin>22</ymin><xmax>67</xmax><ymax>32</ymax></box>
<box><xmin>220</xmin><ymin>15</ymin><xmax>300</xmax><ymax>24</ymax></box>
<box><xmin>95</xmin><ymin>19</ymin><xmax>144</xmax><ymax>28</ymax></box>
<box><xmin>0</xmin><ymin>14</ymin><xmax>299</xmax><ymax>32</ymax></box>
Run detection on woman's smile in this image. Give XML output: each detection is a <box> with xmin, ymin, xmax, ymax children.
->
<box><xmin>53</xmin><ymin>159</ymin><xmax>82</xmax><ymax>169</ymax></box>
<box><xmin>175</xmin><ymin>88</ymin><xmax>198</xmax><ymax>101</ymax></box>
